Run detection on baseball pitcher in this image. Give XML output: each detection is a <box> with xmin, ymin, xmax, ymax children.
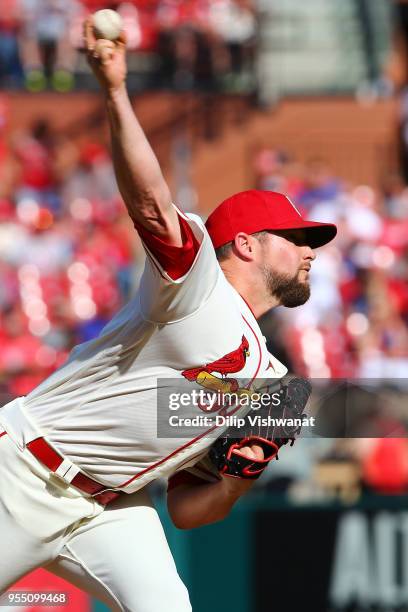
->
<box><xmin>0</xmin><ymin>21</ymin><xmax>337</xmax><ymax>611</ymax></box>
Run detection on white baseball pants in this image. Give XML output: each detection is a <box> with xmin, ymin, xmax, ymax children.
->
<box><xmin>0</xmin><ymin>429</ymin><xmax>191</xmax><ymax>612</ymax></box>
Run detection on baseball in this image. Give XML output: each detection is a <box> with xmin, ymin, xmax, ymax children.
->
<box><xmin>92</xmin><ymin>9</ymin><xmax>123</xmax><ymax>41</ymax></box>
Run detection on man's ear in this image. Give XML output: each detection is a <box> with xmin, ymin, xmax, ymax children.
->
<box><xmin>232</xmin><ymin>232</ymin><xmax>257</xmax><ymax>261</ymax></box>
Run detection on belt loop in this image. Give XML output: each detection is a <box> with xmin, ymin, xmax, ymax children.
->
<box><xmin>54</xmin><ymin>459</ymin><xmax>81</xmax><ymax>484</ymax></box>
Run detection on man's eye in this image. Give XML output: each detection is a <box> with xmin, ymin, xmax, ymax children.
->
<box><xmin>287</xmin><ymin>234</ymin><xmax>298</xmax><ymax>244</ymax></box>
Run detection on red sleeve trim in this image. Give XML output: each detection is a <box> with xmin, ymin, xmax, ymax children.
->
<box><xmin>134</xmin><ymin>213</ymin><xmax>200</xmax><ymax>281</ymax></box>
<box><xmin>167</xmin><ymin>470</ymin><xmax>206</xmax><ymax>491</ymax></box>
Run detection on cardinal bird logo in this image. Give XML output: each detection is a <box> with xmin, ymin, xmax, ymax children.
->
<box><xmin>182</xmin><ymin>335</ymin><xmax>250</xmax><ymax>393</ymax></box>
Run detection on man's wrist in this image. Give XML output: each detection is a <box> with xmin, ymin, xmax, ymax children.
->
<box><xmin>104</xmin><ymin>83</ymin><xmax>128</xmax><ymax>103</ymax></box>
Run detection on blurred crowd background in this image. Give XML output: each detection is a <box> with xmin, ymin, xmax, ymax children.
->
<box><xmin>0</xmin><ymin>0</ymin><xmax>257</xmax><ymax>93</ymax></box>
<box><xmin>0</xmin><ymin>0</ymin><xmax>408</xmax><ymax>552</ymax></box>
<box><xmin>2</xmin><ymin>1</ymin><xmax>408</xmax><ymax>610</ymax></box>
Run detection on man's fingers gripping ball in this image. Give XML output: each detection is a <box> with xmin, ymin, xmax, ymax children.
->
<box><xmin>93</xmin><ymin>39</ymin><xmax>116</xmax><ymax>65</ymax></box>
<box><xmin>83</xmin><ymin>15</ymin><xmax>127</xmax><ymax>89</ymax></box>
<box><xmin>83</xmin><ymin>15</ymin><xmax>126</xmax><ymax>57</ymax></box>
<box><xmin>83</xmin><ymin>17</ymin><xmax>96</xmax><ymax>53</ymax></box>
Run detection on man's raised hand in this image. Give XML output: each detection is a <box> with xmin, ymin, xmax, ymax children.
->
<box><xmin>83</xmin><ymin>17</ymin><xmax>127</xmax><ymax>93</ymax></box>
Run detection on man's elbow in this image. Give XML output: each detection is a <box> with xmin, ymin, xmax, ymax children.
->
<box><xmin>168</xmin><ymin>505</ymin><xmax>230</xmax><ymax>530</ymax></box>
<box><xmin>167</xmin><ymin>503</ymin><xmax>198</xmax><ymax>530</ymax></box>
<box><xmin>131</xmin><ymin>188</ymin><xmax>183</xmax><ymax>246</ymax></box>
<box><xmin>170</xmin><ymin>515</ymin><xmax>195</xmax><ymax>530</ymax></box>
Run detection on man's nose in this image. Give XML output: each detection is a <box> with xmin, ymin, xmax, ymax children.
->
<box><xmin>302</xmin><ymin>246</ymin><xmax>316</xmax><ymax>260</ymax></box>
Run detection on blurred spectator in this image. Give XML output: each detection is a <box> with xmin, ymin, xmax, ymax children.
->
<box><xmin>156</xmin><ymin>0</ymin><xmax>257</xmax><ymax>91</ymax></box>
<box><xmin>388</xmin><ymin>3</ymin><xmax>408</xmax><ymax>183</ymax></box>
<box><xmin>382</xmin><ymin>171</ymin><xmax>408</xmax><ymax>218</ymax></box>
<box><xmin>61</xmin><ymin>141</ymin><xmax>118</xmax><ymax>205</ymax></box>
<box><xmin>157</xmin><ymin>0</ymin><xmax>211</xmax><ymax>90</ymax></box>
<box><xmin>0</xmin><ymin>96</ymin><xmax>20</xmax><ymax>200</ymax></box>
<box><xmin>353</xmin><ymin>0</ymin><xmax>378</xmax><ymax>85</ymax></box>
<box><xmin>393</xmin><ymin>0</ymin><xmax>408</xmax><ymax>87</ymax></box>
<box><xmin>10</xmin><ymin>119</ymin><xmax>61</xmax><ymax>214</ymax></box>
<box><xmin>21</xmin><ymin>0</ymin><xmax>79</xmax><ymax>91</ymax></box>
<box><xmin>208</xmin><ymin>0</ymin><xmax>257</xmax><ymax>92</ymax></box>
<box><xmin>0</xmin><ymin>0</ymin><xmax>25</xmax><ymax>88</ymax></box>
<box><xmin>298</xmin><ymin>158</ymin><xmax>342</xmax><ymax>211</ymax></box>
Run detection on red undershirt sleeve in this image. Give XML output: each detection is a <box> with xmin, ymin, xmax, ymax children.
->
<box><xmin>134</xmin><ymin>213</ymin><xmax>201</xmax><ymax>281</ymax></box>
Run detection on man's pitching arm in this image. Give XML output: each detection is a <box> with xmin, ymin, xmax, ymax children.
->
<box><xmin>83</xmin><ymin>19</ymin><xmax>182</xmax><ymax>246</ymax></box>
<box><xmin>167</xmin><ymin>476</ymin><xmax>254</xmax><ymax>530</ymax></box>
<box><xmin>168</xmin><ymin>376</ymin><xmax>312</xmax><ymax>529</ymax></box>
<box><xmin>167</xmin><ymin>444</ymin><xmax>262</xmax><ymax>530</ymax></box>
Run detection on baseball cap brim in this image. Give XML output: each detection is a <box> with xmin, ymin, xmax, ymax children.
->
<box><xmin>205</xmin><ymin>190</ymin><xmax>338</xmax><ymax>249</ymax></box>
<box><xmin>269</xmin><ymin>218</ymin><xmax>337</xmax><ymax>248</ymax></box>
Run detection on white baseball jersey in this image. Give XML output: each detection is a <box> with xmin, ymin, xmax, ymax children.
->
<box><xmin>0</xmin><ymin>207</ymin><xmax>287</xmax><ymax>494</ymax></box>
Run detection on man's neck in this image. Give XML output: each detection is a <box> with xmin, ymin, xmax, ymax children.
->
<box><xmin>220</xmin><ymin>265</ymin><xmax>279</xmax><ymax>319</ymax></box>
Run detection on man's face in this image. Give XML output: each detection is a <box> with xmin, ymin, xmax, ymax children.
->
<box><xmin>257</xmin><ymin>229</ymin><xmax>316</xmax><ymax>308</ymax></box>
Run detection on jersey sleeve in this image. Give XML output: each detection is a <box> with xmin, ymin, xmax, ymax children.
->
<box><xmin>138</xmin><ymin>205</ymin><xmax>221</xmax><ymax>323</ymax></box>
<box><xmin>133</xmin><ymin>213</ymin><xmax>201</xmax><ymax>281</ymax></box>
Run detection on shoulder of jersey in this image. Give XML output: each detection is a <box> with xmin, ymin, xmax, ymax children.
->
<box><xmin>185</xmin><ymin>212</ymin><xmax>206</xmax><ymax>230</ymax></box>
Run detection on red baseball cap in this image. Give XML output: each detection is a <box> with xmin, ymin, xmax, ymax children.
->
<box><xmin>205</xmin><ymin>190</ymin><xmax>337</xmax><ymax>249</ymax></box>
